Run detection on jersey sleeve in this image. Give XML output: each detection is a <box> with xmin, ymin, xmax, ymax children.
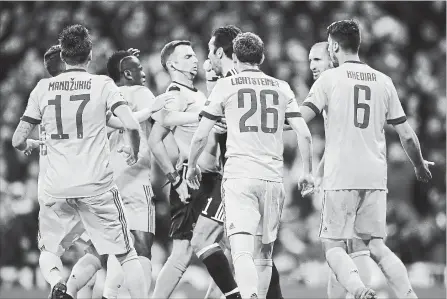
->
<box><xmin>21</xmin><ymin>81</ymin><xmax>42</xmax><ymax>124</ymax></box>
<box><xmin>200</xmin><ymin>80</ymin><xmax>225</xmax><ymax>120</ymax></box>
<box><xmin>132</xmin><ymin>86</ymin><xmax>155</xmax><ymax>111</ymax></box>
<box><xmin>385</xmin><ymin>78</ymin><xmax>407</xmax><ymax>125</ymax></box>
<box><xmin>102</xmin><ymin>77</ymin><xmax>128</xmax><ymax>116</ymax></box>
<box><xmin>282</xmin><ymin>82</ymin><xmax>302</xmax><ymax>119</ymax></box>
<box><xmin>302</xmin><ymin>75</ymin><xmax>328</xmax><ymax>115</ymax></box>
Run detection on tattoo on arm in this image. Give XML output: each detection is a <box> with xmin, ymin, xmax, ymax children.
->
<box><xmin>12</xmin><ymin>121</ymin><xmax>36</xmax><ymax>150</ymax></box>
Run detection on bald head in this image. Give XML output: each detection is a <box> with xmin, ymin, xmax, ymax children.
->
<box><xmin>309</xmin><ymin>42</ymin><xmax>332</xmax><ymax>80</ymax></box>
<box><xmin>107</xmin><ymin>51</ymin><xmax>146</xmax><ymax>86</ymax></box>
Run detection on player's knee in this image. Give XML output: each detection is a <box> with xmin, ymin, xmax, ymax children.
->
<box><xmin>168</xmin><ymin>240</ymin><xmax>193</xmax><ymax>271</ymax></box>
<box><xmin>322</xmin><ymin>239</ymin><xmax>347</xmax><ymax>254</ymax></box>
<box><xmin>190</xmin><ymin>217</ymin><xmax>222</xmax><ymax>255</ymax></box>
<box><xmin>253</xmin><ymin>237</ymin><xmax>274</xmax><ymax>260</ymax></box>
<box><xmin>367</xmin><ymin>238</ymin><xmax>389</xmax><ymax>262</ymax></box>
<box><xmin>232</xmin><ymin>250</ymin><xmax>253</xmax><ymax>265</ymax></box>
<box><xmin>115</xmin><ymin>248</ymin><xmax>138</xmax><ymax>266</ymax></box>
<box><xmin>132</xmin><ymin>231</ymin><xmax>153</xmax><ymax>259</ymax></box>
<box><xmin>348</xmin><ymin>238</ymin><xmax>370</xmax><ymax>259</ymax></box>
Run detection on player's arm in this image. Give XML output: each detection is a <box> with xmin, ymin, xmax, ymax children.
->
<box><xmin>299</xmin><ymin>76</ymin><xmax>328</xmax><ymax>123</ymax></box>
<box><xmin>153</xmin><ymin>91</ymin><xmax>200</xmax><ymax>127</ymax></box>
<box><xmin>12</xmin><ymin>121</ymin><xmax>41</xmax><ymax>151</ymax></box>
<box><xmin>287</xmin><ymin>116</ymin><xmax>313</xmax><ymax>175</ymax></box>
<box><xmin>104</xmin><ymin>78</ymin><xmax>140</xmax><ymax>159</ymax></box>
<box><xmin>107</xmin><ymin>109</ymin><xmax>152</xmax><ymax>131</ymax></box>
<box><xmin>394</xmin><ymin>122</ymin><xmax>425</xmax><ymax>168</ymax></box>
<box><xmin>188</xmin><ymin>117</ymin><xmax>217</xmax><ymax>169</ymax></box>
<box><xmin>386</xmin><ymin>78</ymin><xmax>433</xmax><ymax>182</ymax></box>
<box><xmin>12</xmin><ymin>83</ymin><xmax>43</xmax><ymax>152</ymax></box>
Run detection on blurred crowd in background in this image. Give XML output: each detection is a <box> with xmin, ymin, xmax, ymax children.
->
<box><xmin>0</xmin><ymin>1</ymin><xmax>445</xmax><ymax>295</ymax></box>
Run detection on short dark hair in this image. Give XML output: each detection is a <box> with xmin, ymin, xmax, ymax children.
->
<box><xmin>58</xmin><ymin>24</ymin><xmax>92</xmax><ymax>65</ymax></box>
<box><xmin>160</xmin><ymin>40</ymin><xmax>191</xmax><ymax>71</ymax></box>
<box><xmin>107</xmin><ymin>50</ymin><xmax>132</xmax><ymax>82</ymax></box>
<box><xmin>233</xmin><ymin>32</ymin><xmax>264</xmax><ymax>65</ymax></box>
<box><xmin>327</xmin><ymin>19</ymin><xmax>361</xmax><ymax>53</ymax></box>
<box><xmin>211</xmin><ymin>25</ymin><xmax>242</xmax><ymax>58</ymax></box>
<box><xmin>44</xmin><ymin>45</ymin><xmax>64</xmax><ymax>77</ymax></box>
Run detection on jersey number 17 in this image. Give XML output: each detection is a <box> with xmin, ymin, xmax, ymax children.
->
<box><xmin>48</xmin><ymin>94</ymin><xmax>90</xmax><ymax>139</ymax></box>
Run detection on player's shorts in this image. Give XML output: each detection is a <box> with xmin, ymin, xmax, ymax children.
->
<box><xmin>38</xmin><ymin>196</ymin><xmax>87</xmax><ymax>257</ymax></box>
<box><xmin>169</xmin><ymin>168</ymin><xmax>223</xmax><ymax>240</ymax></box>
<box><xmin>222</xmin><ymin>178</ymin><xmax>285</xmax><ymax>244</ymax></box>
<box><xmin>120</xmin><ymin>184</ymin><xmax>156</xmax><ymax>234</ymax></box>
<box><xmin>319</xmin><ymin>189</ymin><xmax>387</xmax><ymax>240</ymax></box>
<box><xmin>41</xmin><ymin>187</ymin><xmax>134</xmax><ymax>255</ymax></box>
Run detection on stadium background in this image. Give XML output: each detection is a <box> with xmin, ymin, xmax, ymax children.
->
<box><xmin>0</xmin><ymin>1</ymin><xmax>445</xmax><ymax>298</ymax></box>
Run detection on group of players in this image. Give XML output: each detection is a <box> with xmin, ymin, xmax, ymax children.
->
<box><xmin>11</xmin><ymin>18</ymin><xmax>433</xmax><ymax>299</ymax></box>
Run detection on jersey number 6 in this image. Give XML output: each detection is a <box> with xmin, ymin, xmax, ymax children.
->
<box><xmin>238</xmin><ymin>88</ymin><xmax>279</xmax><ymax>133</ymax></box>
<box><xmin>48</xmin><ymin>94</ymin><xmax>91</xmax><ymax>139</ymax></box>
<box><xmin>353</xmin><ymin>84</ymin><xmax>371</xmax><ymax>129</ymax></box>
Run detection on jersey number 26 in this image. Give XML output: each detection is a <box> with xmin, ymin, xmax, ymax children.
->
<box><xmin>238</xmin><ymin>88</ymin><xmax>279</xmax><ymax>133</ymax></box>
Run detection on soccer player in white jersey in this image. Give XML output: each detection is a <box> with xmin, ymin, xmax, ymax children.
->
<box><xmin>11</xmin><ymin>25</ymin><xmax>148</xmax><ymax>299</ymax></box>
<box><xmin>102</xmin><ymin>50</ymin><xmax>157</xmax><ymax>298</ymax></box>
<box><xmin>308</xmin><ymin>41</ymin><xmax>376</xmax><ymax>299</ymax></box>
<box><xmin>149</xmin><ymin>40</ymin><xmax>241</xmax><ymax>299</ymax></box>
<box><xmin>187</xmin><ymin>32</ymin><xmax>314</xmax><ymax>299</ymax></box>
<box><xmin>300</xmin><ymin>20</ymin><xmax>434</xmax><ymax>299</ymax></box>
<box><xmin>205</xmin><ymin>25</ymin><xmax>285</xmax><ymax>299</ymax></box>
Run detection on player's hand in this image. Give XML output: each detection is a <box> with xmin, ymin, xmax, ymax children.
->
<box><xmin>203</xmin><ymin>59</ymin><xmax>219</xmax><ymax>81</ymax></box>
<box><xmin>151</xmin><ymin>95</ymin><xmax>169</xmax><ymax>114</ymax></box>
<box><xmin>24</xmin><ymin>139</ymin><xmax>45</xmax><ymax>156</ymax></box>
<box><xmin>415</xmin><ymin>160</ymin><xmax>435</xmax><ymax>183</ymax></box>
<box><xmin>186</xmin><ymin>165</ymin><xmax>202</xmax><ymax>190</ymax></box>
<box><xmin>298</xmin><ymin>174</ymin><xmax>315</xmax><ymax>197</ymax></box>
<box><xmin>127</xmin><ymin>48</ymin><xmax>140</xmax><ymax>57</ymax></box>
<box><xmin>213</xmin><ymin>119</ymin><xmax>227</xmax><ymax>134</ymax></box>
<box><xmin>117</xmin><ymin>145</ymin><xmax>137</xmax><ymax>166</ymax></box>
<box><xmin>173</xmin><ymin>177</ymin><xmax>190</xmax><ymax>203</ymax></box>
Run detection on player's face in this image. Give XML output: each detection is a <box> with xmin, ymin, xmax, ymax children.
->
<box><xmin>309</xmin><ymin>45</ymin><xmax>332</xmax><ymax>80</ymax></box>
<box><xmin>208</xmin><ymin>36</ymin><xmax>223</xmax><ymax>76</ymax></box>
<box><xmin>123</xmin><ymin>56</ymin><xmax>146</xmax><ymax>85</ymax></box>
<box><xmin>172</xmin><ymin>45</ymin><xmax>199</xmax><ymax>76</ymax></box>
<box><xmin>327</xmin><ymin>35</ymin><xmax>339</xmax><ymax>66</ymax></box>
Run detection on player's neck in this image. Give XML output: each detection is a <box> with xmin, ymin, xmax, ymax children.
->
<box><xmin>65</xmin><ymin>63</ymin><xmax>88</xmax><ymax>71</ymax></box>
<box><xmin>337</xmin><ymin>52</ymin><xmax>360</xmax><ymax>65</ymax></box>
<box><xmin>237</xmin><ymin>63</ymin><xmax>260</xmax><ymax>73</ymax></box>
<box><xmin>171</xmin><ymin>73</ymin><xmax>194</xmax><ymax>89</ymax></box>
<box><xmin>221</xmin><ymin>57</ymin><xmax>235</xmax><ymax>76</ymax></box>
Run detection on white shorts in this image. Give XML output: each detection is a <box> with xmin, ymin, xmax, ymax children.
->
<box><xmin>38</xmin><ymin>196</ymin><xmax>87</xmax><ymax>256</ymax></box>
<box><xmin>41</xmin><ymin>187</ymin><xmax>134</xmax><ymax>255</ymax></box>
<box><xmin>319</xmin><ymin>189</ymin><xmax>387</xmax><ymax>240</ymax></box>
<box><xmin>222</xmin><ymin>178</ymin><xmax>285</xmax><ymax>244</ymax></box>
<box><xmin>120</xmin><ymin>184</ymin><xmax>156</xmax><ymax>233</ymax></box>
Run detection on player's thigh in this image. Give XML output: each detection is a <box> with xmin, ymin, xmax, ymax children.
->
<box><xmin>347</xmin><ymin>238</ymin><xmax>370</xmax><ymax>254</ymax></box>
<box><xmin>77</xmin><ymin>188</ymin><xmax>133</xmax><ymax>255</ymax></box>
<box><xmin>355</xmin><ymin>190</ymin><xmax>387</xmax><ymax>239</ymax></box>
<box><xmin>38</xmin><ymin>199</ymin><xmax>83</xmax><ymax>256</ymax></box>
<box><xmin>168</xmin><ymin>185</ymin><xmax>200</xmax><ymax>240</ymax></box>
<box><xmin>222</xmin><ymin>178</ymin><xmax>261</xmax><ymax>238</ymax></box>
<box><xmin>258</xmin><ymin>181</ymin><xmax>285</xmax><ymax>244</ymax></box>
<box><xmin>131</xmin><ymin>230</ymin><xmax>154</xmax><ymax>259</ymax></box>
<box><xmin>319</xmin><ymin>190</ymin><xmax>360</xmax><ymax>240</ymax></box>
<box><xmin>121</xmin><ymin>184</ymin><xmax>156</xmax><ymax>234</ymax></box>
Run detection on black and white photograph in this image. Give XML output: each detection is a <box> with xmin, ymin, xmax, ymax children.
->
<box><xmin>0</xmin><ymin>1</ymin><xmax>445</xmax><ymax>299</ymax></box>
